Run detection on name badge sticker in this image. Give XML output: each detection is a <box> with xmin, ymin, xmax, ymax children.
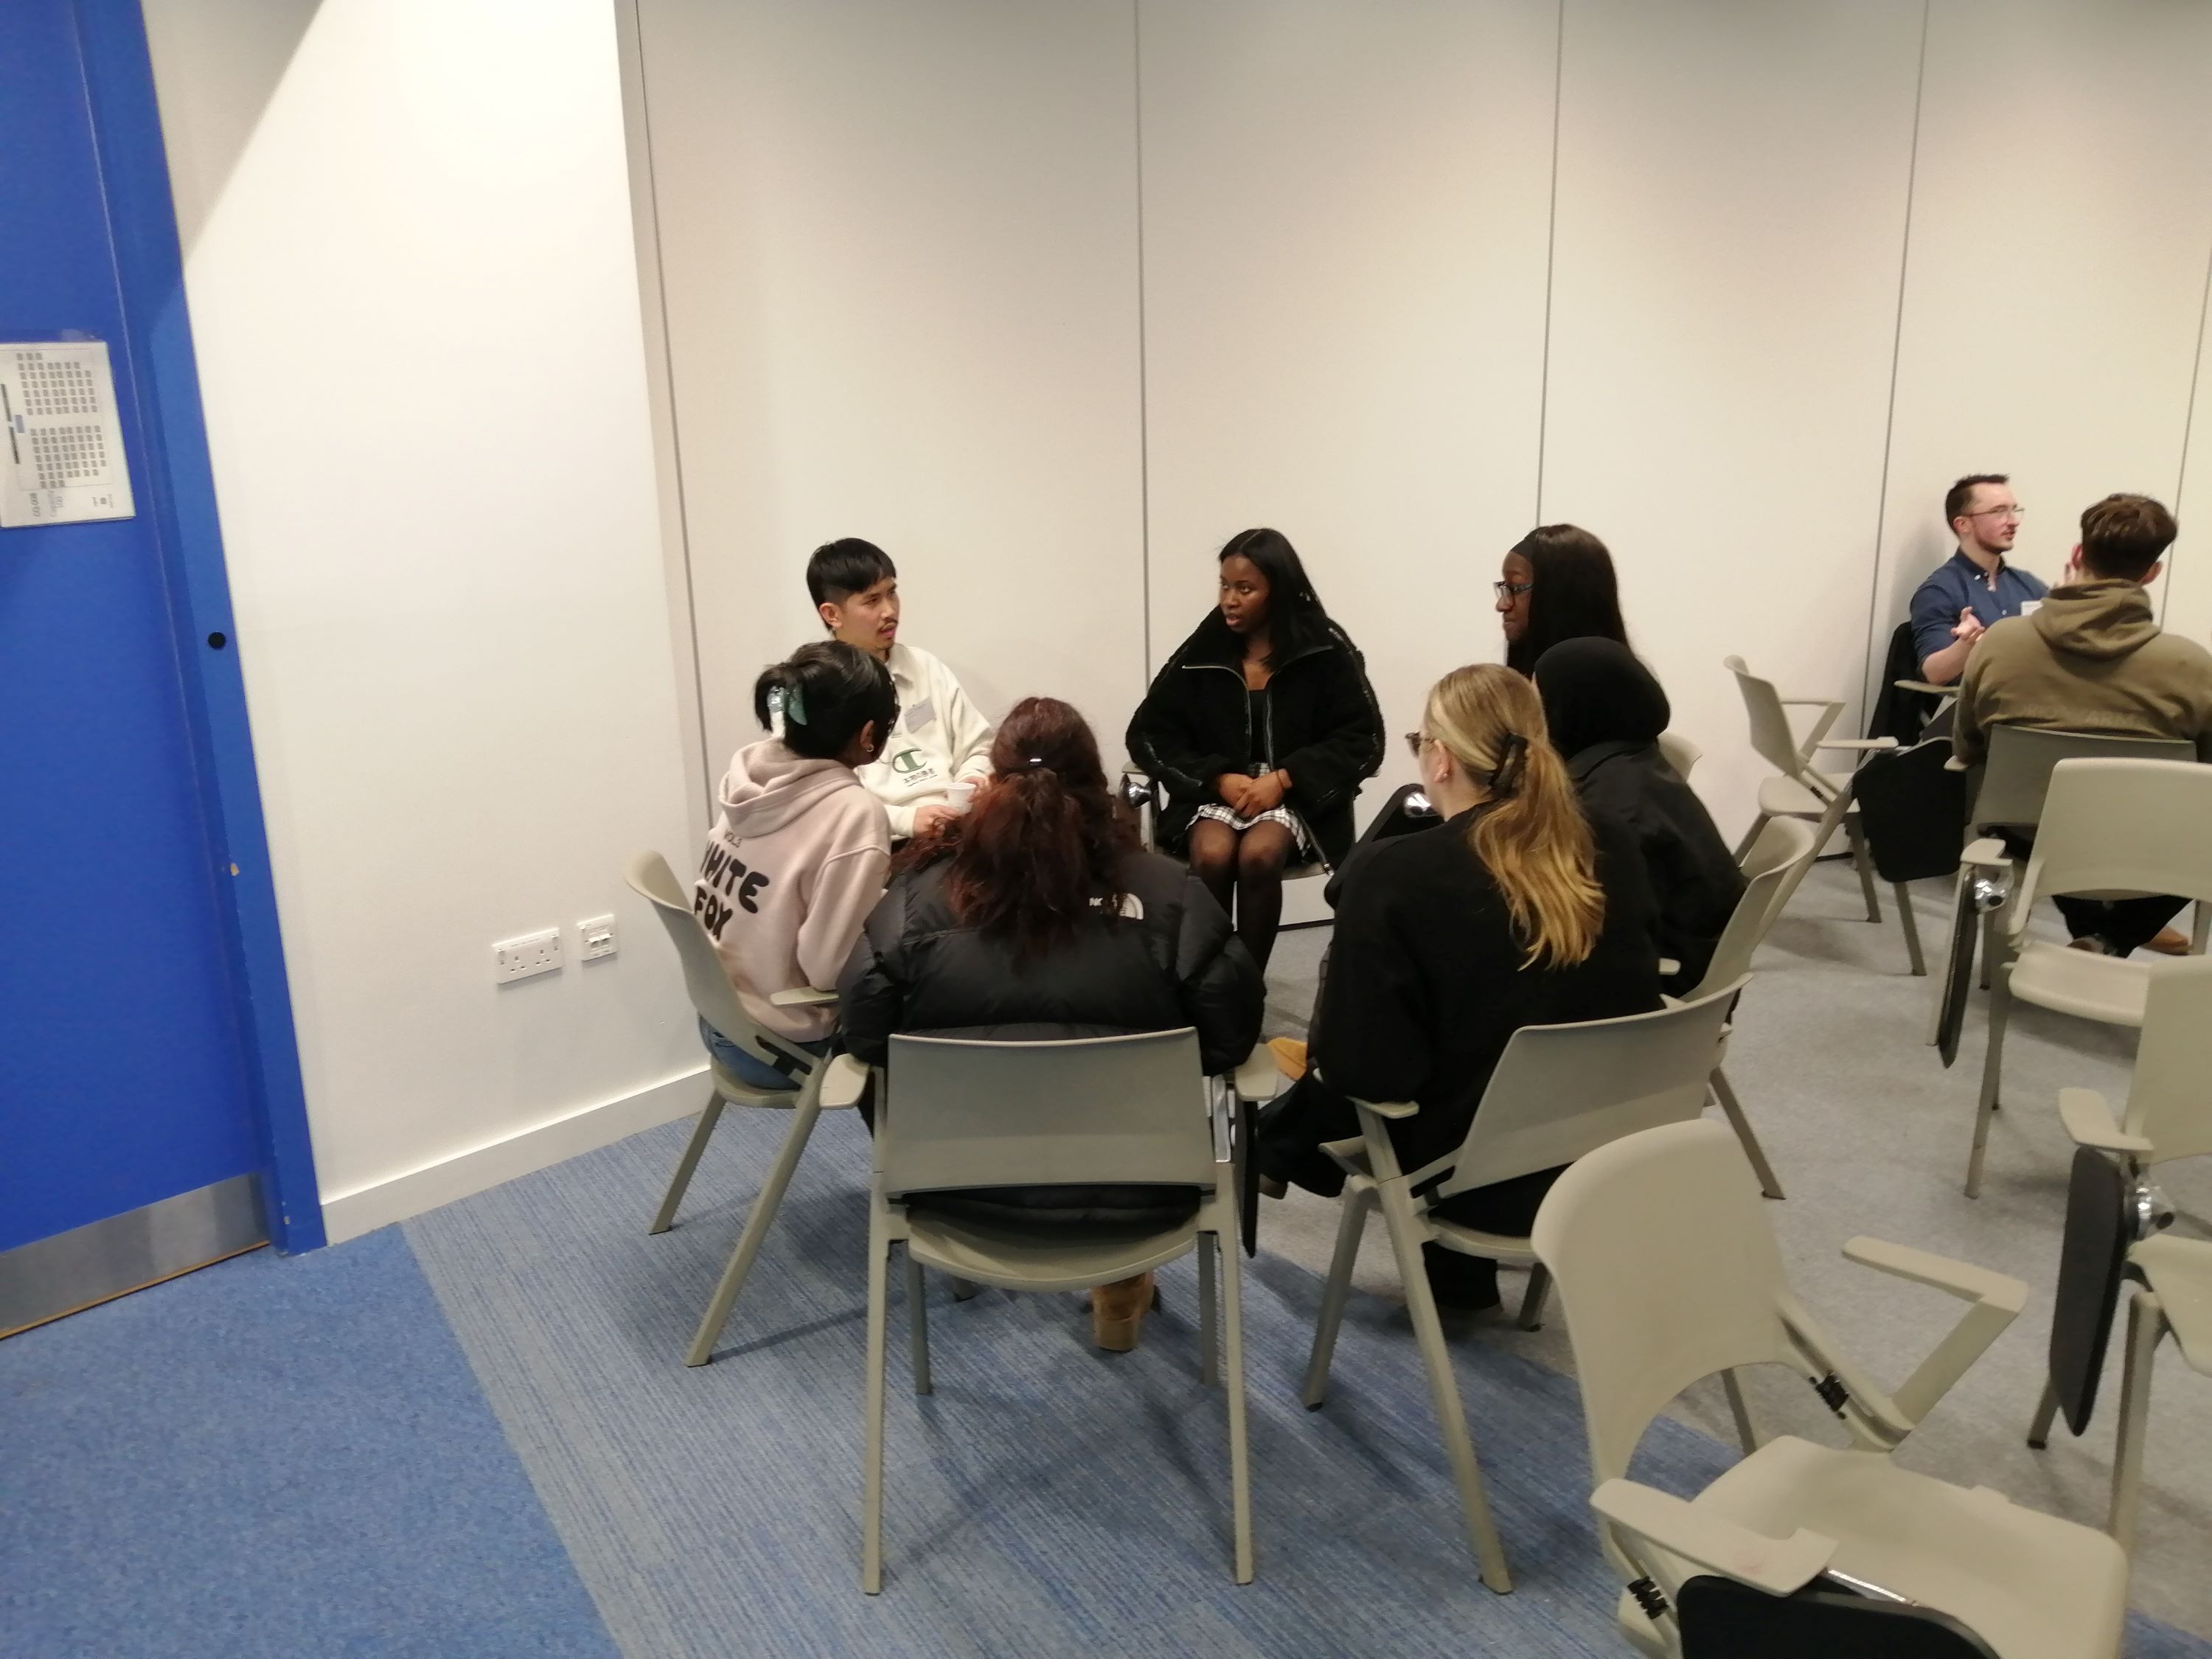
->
<box><xmin>905</xmin><ymin>697</ymin><xmax>936</xmax><ymax>732</ymax></box>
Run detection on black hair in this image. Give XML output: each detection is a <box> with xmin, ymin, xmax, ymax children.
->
<box><xmin>1216</xmin><ymin>526</ymin><xmax>1335</xmax><ymax>665</ymax></box>
<box><xmin>1505</xmin><ymin>524</ymin><xmax>1630</xmax><ymax>676</ymax></box>
<box><xmin>753</xmin><ymin>640</ymin><xmax>900</xmax><ymax>763</ymax></box>
<box><xmin>1944</xmin><ymin>473</ymin><xmax>2008</xmax><ymax>529</ymax></box>
<box><xmin>805</xmin><ymin>538</ymin><xmax>898</xmax><ymax>611</ymax></box>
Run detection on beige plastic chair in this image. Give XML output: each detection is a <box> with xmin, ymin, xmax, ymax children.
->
<box><xmin>1297</xmin><ymin>981</ymin><xmax>1744</xmax><ymax>1595</ymax></box>
<box><xmin>1966</xmin><ymin>758</ymin><xmax>2212</xmax><ymax>1196</ymax></box>
<box><xmin>2100</xmin><ymin>1237</ymin><xmax>2212</xmax><ymax>1553</ymax></box>
<box><xmin>859</xmin><ymin>1029</ymin><xmax>1251</xmax><ymax>1593</ymax></box>
<box><xmin>626</xmin><ymin>850</ymin><xmax>868</xmax><ymax>1366</ymax></box>
<box><xmin>1531</xmin><ymin>1119</ymin><xmax>2126</xmax><ymax>1659</ymax></box>
<box><xmin>1656</xmin><ymin>730</ymin><xmax>1700</xmax><ymax>782</ymax></box>
<box><xmin>1934</xmin><ymin>726</ymin><xmax>2197</xmax><ymax>1046</ymax></box>
<box><xmin>1672</xmin><ymin>816</ymin><xmax>1820</xmax><ymax>1201</ymax></box>
<box><xmin>1722</xmin><ymin>656</ymin><xmax>1896</xmax><ymax>937</ymax></box>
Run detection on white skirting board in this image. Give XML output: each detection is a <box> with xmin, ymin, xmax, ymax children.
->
<box><xmin>319</xmin><ymin>1068</ymin><xmax>712</xmax><ymax>1245</ymax></box>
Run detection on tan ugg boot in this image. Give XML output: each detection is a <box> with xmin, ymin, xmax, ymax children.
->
<box><xmin>1089</xmin><ymin>1272</ymin><xmax>1156</xmax><ymax>1352</ymax></box>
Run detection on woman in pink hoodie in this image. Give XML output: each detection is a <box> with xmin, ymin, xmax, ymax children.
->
<box><xmin>694</xmin><ymin>641</ymin><xmax>897</xmax><ymax>1091</ymax></box>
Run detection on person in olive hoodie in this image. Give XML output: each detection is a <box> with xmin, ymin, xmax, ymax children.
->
<box><xmin>1127</xmin><ymin>527</ymin><xmax>1385</xmax><ymax>968</ymax></box>
<box><xmin>1956</xmin><ymin>492</ymin><xmax>2212</xmax><ymax>956</ymax></box>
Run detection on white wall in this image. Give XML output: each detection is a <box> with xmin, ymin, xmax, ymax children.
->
<box><xmin>633</xmin><ymin>0</ymin><xmax>1147</xmax><ymax>778</ymax></box>
<box><xmin>2164</xmin><ymin>293</ymin><xmax>2212</xmax><ymax>644</ymax></box>
<box><xmin>144</xmin><ymin>0</ymin><xmax>703</xmax><ymax>1237</ymax></box>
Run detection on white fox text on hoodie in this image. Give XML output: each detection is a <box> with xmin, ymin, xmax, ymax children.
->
<box><xmin>852</xmin><ymin>641</ymin><xmax>995</xmax><ymax>838</ymax></box>
<box><xmin>695</xmin><ymin>740</ymin><xmax>890</xmax><ymax>1043</ymax></box>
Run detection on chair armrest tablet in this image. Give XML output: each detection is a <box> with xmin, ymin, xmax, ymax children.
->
<box><xmin>769</xmin><ymin>986</ymin><xmax>839</xmax><ymax>1007</ymax></box>
<box><xmin>1591</xmin><ymin>1480</ymin><xmax>1835</xmax><ymax>1598</ymax></box>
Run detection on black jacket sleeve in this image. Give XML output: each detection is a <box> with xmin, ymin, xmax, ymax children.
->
<box><xmin>1280</xmin><ymin>639</ymin><xmax>1385</xmax><ymax>818</ymax></box>
<box><xmin>834</xmin><ymin>882</ymin><xmax>911</xmax><ymax>1067</ymax></box>
<box><xmin>1171</xmin><ymin>873</ymin><xmax>1265</xmax><ymax>1073</ymax></box>
<box><xmin>1127</xmin><ymin>652</ymin><xmax>1233</xmax><ymax>805</ymax></box>
<box><xmin>1308</xmin><ymin>855</ymin><xmax>1436</xmax><ymax>1105</ymax></box>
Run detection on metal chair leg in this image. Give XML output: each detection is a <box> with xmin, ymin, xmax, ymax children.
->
<box><xmin>1220</xmin><ymin>1227</ymin><xmax>1255</xmax><ymax>1585</ymax></box>
<box><xmin>684</xmin><ymin>1098</ymin><xmax>823</xmax><ymax>1366</ymax></box>
<box><xmin>1711</xmin><ymin>1068</ymin><xmax>1785</xmax><ymax>1200</ymax></box>
<box><xmin>1377</xmin><ymin>1180</ymin><xmax>1512</xmax><ymax>1593</ymax></box>
<box><xmin>1894</xmin><ymin>883</ymin><xmax>1926</xmax><ymax>976</ymax></box>
<box><xmin>1301</xmin><ymin>1185</ymin><xmax>1374</xmax><ymax>1408</ymax></box>
<box><xmin>2109</xmin><ymin>1290</ymin><xmax>2163</xmax><ymax>1553</ymax></box>
<box><xmin>2027</xmin><ymin>1376</ymin><xmax>2062</xmax><ymax>1449</ymax></box>
<box><xmin>1722</xmin><ymin>1368</ymin><xmax>1760</xmax><ymax>1456</ymax></box>
<box><xmin>1845</xmin><ymin>815</ymin><xmax>1881</xmax><ymax>922</ymax></box>
<box><xmin>1966</xmin><ymin>970</ymin><xmax>2012</xmax><ymax>1198</ymax></box>
<box><xmin>906</xmin><ymin>1246</ymin><xmax>931</xmax><ymax>1396</ymax></box>
<box><xmin>860</xmin><ymin>1224</ymin><xmax>890</xmax><ymax>1594</ymax></box>
<box><xmin>1516</xmin><ymin>1262</ymin><xmax>1551</xmax><ymax>1331</ymax></box>
<box><xmin>1197</xmin><ymin>1230</ymin><xmax>1218</xmax><ymax>1386</ymax></box>
<box><xmin>649</xmin><ymin>1092</ymin><xmax>726</xmax><ymax>1234</ymax></box>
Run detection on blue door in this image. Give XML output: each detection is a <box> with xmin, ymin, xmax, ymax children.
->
<box><xmin>1</xmin><ymin>0</ymin><xmax>321</xmax><ymax>1332</ymax></box>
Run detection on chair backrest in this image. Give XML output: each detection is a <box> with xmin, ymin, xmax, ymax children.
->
<box><xmin>1433</xmin><ymin>980</ymin><xmax>1745</xmax><ymax>1203</ymax></box>
<box><xmin>2048</xmin><ymin>1144</ymin><xmax>2132</xmax><ymax>1439</ymax></box>
<box><xmin>1532</xmin><ymin>1120</ymin><xmax>1801</xmax><ymax>1486</ymax></box>
<box><xmin>1723</xmin><ymin>656</ymin><xmax>1812</xmax><ymax>780</ymax></box>
<box><xmin>1657</xmin><ymin>729</ymin><xmax>1700</xmax><ymax>781</ymax></box>
<box><xmin>1692</xmin><ymin>819</ymin><xmax>1818</xmax><ymax>998</ymax></box>
<box><xmin>2126</xmin><ymin>954</ymin><xmax>2212</xmax><ymax>1165</ymax></box>
<box><xmin>624</xmin><ymin>849</ymin><xmax>784</xmax><ymax>1066</ymax></box>
<box><xmin>2025</xmin><ymin>756</ymin><xmax>2212</xmax><ymax>911</ymax></box>
<box><xmin>878</xmin><ymin>1029</ymin><xmax>1214</xmax><ymax>1197</ymax></box>
<box><xmin>1971</xmin><ymin>724</ymin><xmax>2195</xmax><ymax>830</ymax></box>
<box><xmin>1679</xmin><ymin>1574</ymin><xmax>1999</xmax><ymax>1658</ymax></box>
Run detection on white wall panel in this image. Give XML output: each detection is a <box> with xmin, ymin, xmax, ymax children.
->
<box><xmin>1541</xmin><ymin>0</ymin><xmax>1925</xmax><ymax>840</ymax></box>
<box><xmin>636</xmin><ymin>0</ymin><xmax>1147</xmax><ymax>777</ymax></box>
<box><xmin>2153</xmin><ymin>276</ymin><xmax>2212</xmax><ymax>648</ymax></box>
<box><xmin>1872</xmin><ymin>0</ymin><xmax>2212</xmax><ymax>696</ymax></box>
<box><xmin>1138</xmin><ymin>0</ymin><xmax>1559</xmax><ymax>820</ymax></box>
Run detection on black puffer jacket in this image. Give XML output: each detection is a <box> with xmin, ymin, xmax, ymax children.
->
<box><xmin>1126</xmin><ymin>615</ymin><xmax>1385</xmax><ymax>865</ymax></box>
<box><xmin>838</xmin><ymin>850</ymin><xmax>1263</xmax><ymax>1077</ymax></box>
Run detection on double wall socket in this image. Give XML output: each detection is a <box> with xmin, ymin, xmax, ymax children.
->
<box><xmin>493</xmin><ymin>928</ymin><xmax>563</xmax><ymax>983</ymax></box>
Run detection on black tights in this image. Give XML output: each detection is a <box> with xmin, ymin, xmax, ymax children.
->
<box><xmin>1186</xmin><ymin>817</ymin><xmax>1298</xmax><ymax>970</ymax></box>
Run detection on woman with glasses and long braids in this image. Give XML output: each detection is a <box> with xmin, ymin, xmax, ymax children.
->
<box><xmin>1127</xmin><ymin>526</ymin><xmax>1384</xmax><ymax>969</ymax></box>
<box><xmin>838</xmin><ymin>697</ymin><xmax>1263</xmax><ymax>1352</ymax></box>
<box><xmin>1253</xmin><ymin>664</ymin><xmax>1661</xmax><ymax>1310</ymax></box>
<box><xmin>1495</xmin><ymin>524</ymin><xmax>1630</xmax><ymax>677</ymax></box>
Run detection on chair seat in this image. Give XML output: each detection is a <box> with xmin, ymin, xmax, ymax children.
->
<box><xmin>707</xmin><ymin>1048</ymin><xmax>870</xmax><ymax>1110</ymax></box>
<box><xmin>1756</xmin><ymin>773</ymin><xmax>1850</xmax><ymax>820</ymax></box>
<box><xmin>1626</xmin><ymin>1436</ymin><xmax>2125</xmax><ymax>1659</ymax></box>
<box><xmin>2132</xmin><ymin>1234</ymin><xmax>2212</xmax><ymax>1374</ymax></box>
<box><xmin>904</xmin><ymin>1206</ymin><xmax>1200</xmax><ymax>1292</ymax></box>
<box><xmin>2006</xmin><ymin>941</ymin><xmax>2154</xmax><ymax>1026</ymax></box>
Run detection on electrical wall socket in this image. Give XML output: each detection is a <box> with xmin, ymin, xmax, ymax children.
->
<box><xmin>577</xmin><ymin>914</ymin><xmax>617</xmax><ymax>961</ymax></box>
<box><xmin>493</xmin><ymin>928</ymin><xmax>563</xmax><ymax>983</ymax></box>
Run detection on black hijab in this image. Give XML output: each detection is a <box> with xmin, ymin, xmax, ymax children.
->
<box><xmin>1534</xmin><ymin>638</ymin><xmax>1670</xmax><ymax>762</ymax></box>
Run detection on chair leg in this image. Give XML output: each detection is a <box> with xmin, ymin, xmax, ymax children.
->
<box><xmin>1893</xmin><ymin>883</ymin><xmax>1926</xmax><ymax>976</ymax></box>
<box><xmin>1516</xmin><ymin>1262</ymin><xmax>1551</xmax><ymax>1332</ymax></box>
<box><xmin>2109</xmin><ymin>1290</ymin><xmax>2163</xmax><ymax>1554</ymax></box>
<box><xmin>1301</xmin><ymin>1186</ymin><xmax>1374</xmax><ymax>1408</ymax></box>
<box><xmin>1722</xmin><ymin>1368</ymin><xmax>1760</xmax><ymax>1456</ymax></box>
<box><xmin>649</xmin><ymin>1093</ymin><xmax>726</xmax><ymax>1234</ymax></box>
<box><xmin>1197</xmin><ymin>1230</ymin><xmax>1219</xmax><ymax>1387</ymax></box>
<box><xmin>2194</xmin><ymin>903</ymin><xmax>2210</xmax><ymax>956</ymax></box>
<box><xmin>906</xmin><ymin>1246</ymin><xmax>931</xmax><ymax>1397</ymax></box>
<box><xmin>1378</xmin><ymin>1181</ymin><xmax>1512</xmax><ymax>1594</ymax></box>
<box><xmin>1219</xmin><ymin>1228</ymin><xmax>1255</xmax><ymax>1585</ymax></box>
<box><xmin>1966</xmin><ymin>970</ymin><xmax>2012</xmax><ymax>1199</ymax></box>
<box><xmin>1979</xmin><ymin>908</ymin><xmax>1999</xmax><ymax>991</ymax></box>
<box><xmin>1711</xmin><ymin>1068</ymin><xmax>1784</xmax><ymax>1200</ymax></box>
<box><xmin>1731</xmin><ymin>811</ymin><xmax>1772</xmax><ymax>866</ymax></box>
<box><xmin>1844</xmin><ymin>815</ymin><xmax>1881</xmax><ymax>922</ymax></box>
<box><xmin>684</xmin><ymin>1097</ymin><xmax>822</xmax><ymax>1366</ymax></box>
<box><xmin>2027</xmin><ymin>1376</ymin><xmax>2061</xmax><ymax>1449</ymax></box>
<box><xmin>860</xmin><ymin>1222</ymin><xmax>891</xmax><ymax>1594</ymax></box>
<box><xmin>950</xmin><ymin>1278</ymin><xmax>978</xmax><ymax>1302</ymax></box>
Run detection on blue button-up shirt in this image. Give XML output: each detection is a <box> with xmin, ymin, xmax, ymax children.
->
<box><xmin>1908</xmin><ymin>549</ymin><xmax>2049</xmax><ymax>671</ymax></box>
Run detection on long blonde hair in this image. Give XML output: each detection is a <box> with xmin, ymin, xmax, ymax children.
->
<box><xmin>1425</xmin><ymin>664</ymin><xmax>1603</xmax><ymax>967</ymax></box>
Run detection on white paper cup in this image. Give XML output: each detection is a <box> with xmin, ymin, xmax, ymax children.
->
<box><xmin>946</xmin><ymin>781</ymin><xmax>978</xmax><ymax>814</ymax></box>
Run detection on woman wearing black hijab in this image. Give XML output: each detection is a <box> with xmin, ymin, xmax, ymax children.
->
<box><xmin>1532</xmin><ymin>639</ymin><xmax>1743</xmax><ymax>993</ymax></box>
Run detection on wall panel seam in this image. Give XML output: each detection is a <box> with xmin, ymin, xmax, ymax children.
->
<box><xmin>2164</xmin><ymin>229</ymin><xmax>2212</xmax><ymax>627</ymax></box>
<box><xmin>1133</xmin><ymin>0</ymin><xmax>1152</xmax><ymax>678</ymax></box>
<box><xmin>1533</xmin><ymin>0</ymin><xmax>1566</xmax><ymax>524</ymax></box>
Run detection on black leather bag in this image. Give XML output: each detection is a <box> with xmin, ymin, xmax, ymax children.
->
<box><xmin>1852</xmin><ymin>736</ymin><xmax>1966</xmax><ymax>885</ymax></box>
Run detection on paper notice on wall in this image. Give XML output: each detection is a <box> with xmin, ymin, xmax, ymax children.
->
<box><xmin>0</xmin><ymin>341</ymin><xmax>134</xmax><ymax>528</ymax></box>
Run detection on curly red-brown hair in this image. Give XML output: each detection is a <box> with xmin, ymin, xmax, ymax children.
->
<box><xmin>926</xmin><ymin>697</ymin><xmax>1135</xmax><ymax>961</ymax></box>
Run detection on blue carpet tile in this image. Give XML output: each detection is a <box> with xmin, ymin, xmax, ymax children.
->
<box><xmin>0</xmin><ymin>1227</ymin><xmax>616</xmax><ymax>1659</ymax></box>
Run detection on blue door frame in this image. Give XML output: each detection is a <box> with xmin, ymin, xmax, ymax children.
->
<box><xmin>5</xmin><ymin>1</ymin><xmax>322</xmax><ymax>1253</ymax></box>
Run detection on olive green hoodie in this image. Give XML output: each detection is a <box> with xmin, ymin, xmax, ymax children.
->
<box><xmin>1954</xmin><ymin>577</ymin><xmax>2212</xmax><ymax>765</ymax></box>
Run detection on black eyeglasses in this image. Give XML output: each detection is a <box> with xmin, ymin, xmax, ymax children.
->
<box><xmin>1402</xmin><ymin>730</ymin><xmax>1430</xmax><ymax>758</ymax></box>
<box><xmin>1493</xmin><ymin>580</ymin><xmax>1533</xmax><ymax>600</ymax></box>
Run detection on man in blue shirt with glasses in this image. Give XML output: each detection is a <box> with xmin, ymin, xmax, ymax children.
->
<box><xmin>1910</xmin><ymin>473</ymin><xmax>2048</xmax><ymax>685</ymax></box>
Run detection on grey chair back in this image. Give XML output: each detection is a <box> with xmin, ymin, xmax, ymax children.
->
<box><xmin>1694</xmin><ymin>819</ymin><xmax>1817</xmax><ymax>998</ymax></box>
<box><xmin>880</xmin><ymin>1029</ymin><xmax>1214</xmax><ymax>1198</ymax></box>
<box><xmin>1970</xmin><ymin>725</ymin><xmax>2194</xmax><ymax>830</ymax></box>
<box><xmin>625</xmin><ymin>849</ymin><xmax>812</xmax><ymax>1075</ymax></box>
<box><xmin>1724</xmin><ymin>656</ymin><xmax>1814</xmax><ymax>781</ymax></box>
<box><xmin>2024</xmin><ymin>756</ymin><xmax>2212</xmax><ymax>914</ymax></box>
<box><xmin>1431</xmin><ymin>980</ymin><xmax>1744</xmax><ymax>1202</ymax></box>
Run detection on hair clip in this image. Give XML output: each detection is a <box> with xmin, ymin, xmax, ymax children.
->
<box><xmin>1489</xmin><ymin>731</ymin><xmax>1530</xmax><ymax>795</ymax></box>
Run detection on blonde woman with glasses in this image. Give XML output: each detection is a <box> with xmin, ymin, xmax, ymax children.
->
<box><xmin>1254</xmin><ymin>664</ymin><xmax>1662</xmax><ymax>1310</ymax></box>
